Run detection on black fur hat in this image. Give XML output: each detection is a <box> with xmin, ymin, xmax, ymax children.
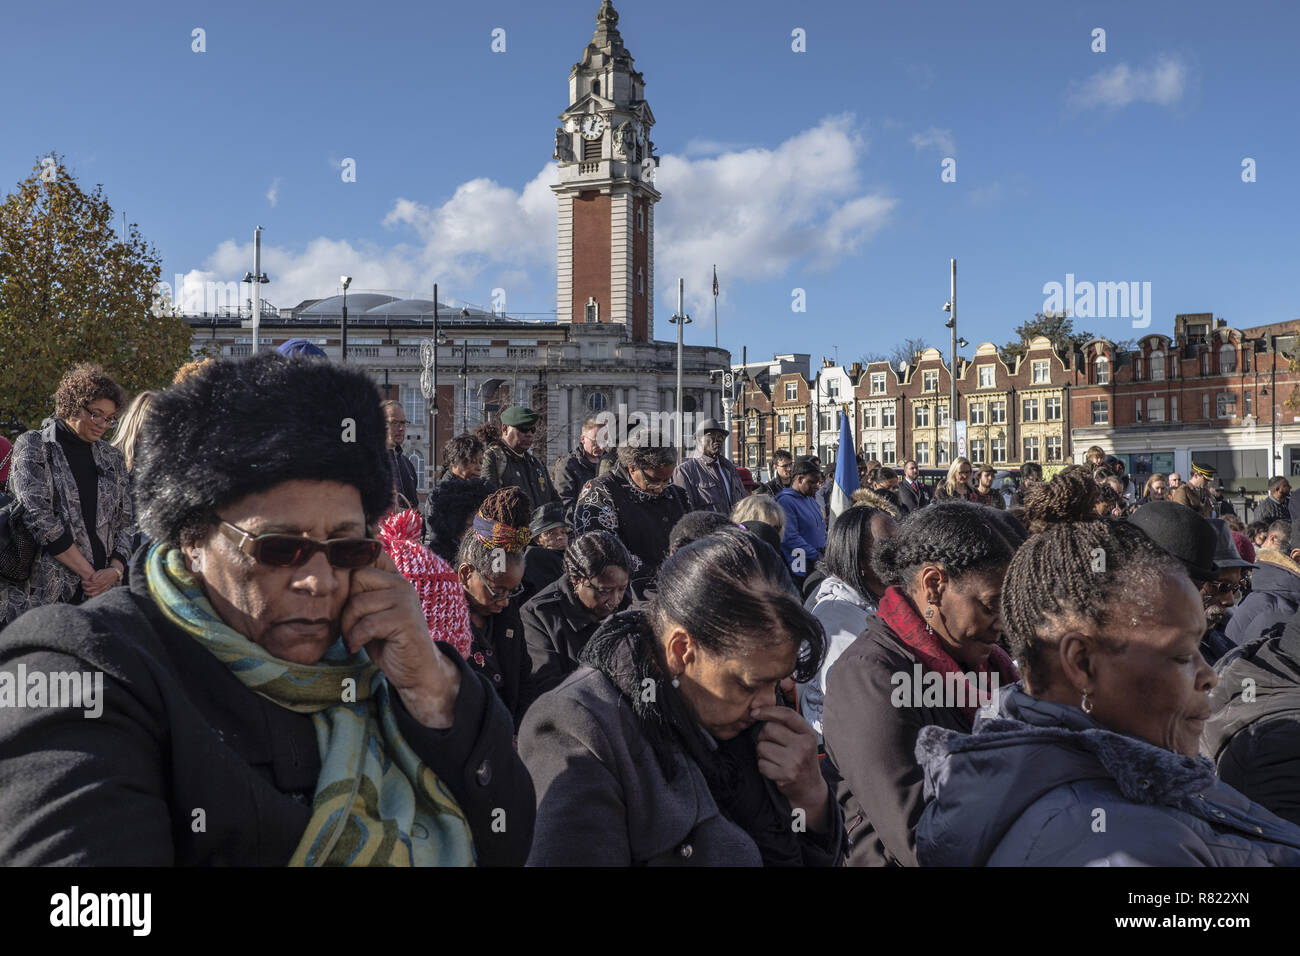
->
<box><xmin>136</xmin><ymin>353</ymin><xmax>392</xmax><ymax>546</ymax></box>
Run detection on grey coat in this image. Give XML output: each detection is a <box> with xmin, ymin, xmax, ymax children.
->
<box><xmin>1</xmin><ymin>419</ymin><xmax>134</xmax><ymax>625</ymax></box>
<box><xmin>672</xmin><ymin>451</ymin><xmax>746</xmax><ymax>516</ymax></box>
<box><xmin>915</xmin><ymin>685</ymin><xmax>1300</xmax><ymax>866</ymax></box>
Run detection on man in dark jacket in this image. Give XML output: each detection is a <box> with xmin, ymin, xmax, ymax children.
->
<box><xmin>896</xmin><ymin>459</ymin><xmax>930</xmax><ymax>515</ymax></box>
<box><xmin>482</xmin><ymin>406</ymin><xmax>560</xmax><ymax>514</ymax></box>
<box><xmin>1227</xmin><ymin>521</ymin><xmax>1300</xmax><ymax>646</ymax></box>
<box><xmin>672</xmin><ymin>418</ymin><xmax>747</xmax><ymax>516</ymax></box>
<box><xmin>1203</xmin><ymin>614</ymin><xmax>1300</xmax><ymax>827</ymax></box>
<box><xmin>1256</xmin><ymin>476</ymin><xmax>1291</xmax><ymax>524</ymax></box>
<box><xmin>383</xmin><ymin>400</ymin><xmax>420</xmax><ymax>510</ymax></box>
<box><xmin>759</xmin><ymin>449</ymin><xmax>794</xmax><ymax>497</ymax></box>
<box><xmin>553</xmin><ymin>417</ymin><xmax>605</xmax><ymax>524</ymax></box>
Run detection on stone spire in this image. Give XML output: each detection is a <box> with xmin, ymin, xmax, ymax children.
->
<box><xmin>581</xmin><ymin>1</ymin><xmax>629</xmax><ymax>66</ymax></box>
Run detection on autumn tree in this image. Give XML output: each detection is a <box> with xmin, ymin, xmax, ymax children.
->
<box><xmin>998</xmin><ymin>311</ymin><xmax>1092</xmax><ymax>367</ymax></box>
<box><xmin>0</xmin><ymin>153</ymin><xmax>196</xmax><ymax>435</ymax></box>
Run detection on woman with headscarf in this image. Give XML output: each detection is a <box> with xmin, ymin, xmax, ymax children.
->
<box><xmin>0</xmin><ymin>354</ymin><xmax>533</xmax><ymax>865</ymax></box>
<box><xmin>915</xmin><ymin>470</ymin><xmax>1300</xmax><ymax>865</ymax></box>
<box><xmin>0</xmin><ymin>364</ymin><xmax>134</xmax><ymax>627</ymax></box>
<box><xmin>521</xmin><ymin>526</ymin><xmax>843</xmax><ymax>865</ymax></box>
<box><xmin>822</xmin><ymin>501</ymin><xmax>1018</xmax><ymax>866</ymax></box>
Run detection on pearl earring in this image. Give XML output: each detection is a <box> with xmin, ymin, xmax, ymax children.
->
<box><xmin>671</xmin><ymin>676</ymin><xmax>680</xmax><ymax>688</ymax></box>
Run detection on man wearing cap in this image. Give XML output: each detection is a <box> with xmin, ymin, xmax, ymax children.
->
<box><xmin>1227</xmin><ymin>518</ymin><xmax>1300</xmax><ymax>647</ymax></box>
<box><xmin>1169</xmin><ymin>462</ymin><xmax>1215</xmax><ymax>517</ymax></box>
<box><xmin>1129</xmin><ymin>504</ymin><xmax>1251</xmax><ymax>665</ymax></box>
<box><xmin>554</xmin><ymin>417</ymin><xmax>606</xmax><ymax>525</ymax></box>
<box><xmin>672</xmin><ymin>418</ymin><xmax>747</xmax><ymax>516</ymax></box>
<box><xmin>777</xmin><ymin>456</ymin><xmax>826</xmax><ymax>586</ymax></box>
<box><xmin>483</xmin><ymin>406</ymin><xmax>560</xmax><ymax>514</ymax></box>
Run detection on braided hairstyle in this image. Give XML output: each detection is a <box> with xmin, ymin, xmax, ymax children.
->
<box><xmin>871</xmin><ymin>501</ymin><xmax>1015</xmax><ymax>590</ymax></box>
<box><xmin>563</xmin><ymin>530</ymin><xmax>632</xmax><ymax>583</ymax></box>
<box><xmin>1002</xmin><ymin>467</ymin><xmax>1186</xmax><ymax>691</ymax></box>
<box><xmin>456</xmin><ymin>486</ymin><xmax>532</xmax><ymax>574</ymax></box>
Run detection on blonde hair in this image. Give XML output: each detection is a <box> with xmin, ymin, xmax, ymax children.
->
<box><xmin>942</xmin><ymin>457</ymin><xmax>973</xmax><ymax>497</ymax></box>
<box><xmin>172</xmin><ymin>359</ymin><xmax>212</xmax><ymax>385</ymax></box>
<box><xmin>732</xmin><ymin>494</ymin><xmax>785</xmax><ymax>537</ymax></box>
<box><xmin>110</xmin><ymin>390</ymin><xmax>158</xmax><ymax>471</ymax></box>
<box><xmin>851</xmin><ymin>487</ymin><xmax>900</xmax><ymax>518</ymax></box>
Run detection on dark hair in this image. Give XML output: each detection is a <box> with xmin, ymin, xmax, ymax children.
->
<box><xmin>1268</xmin><ymin>475</ymin><xmax>1290</xmax><ymax>491</ymax></box>
<box><xmin>823</xmin><ymin>506</ymin><xmax>893</xmax><ymax>599</ymax></box>
<box><xmin>563</xmin><ymin>531</ymin><xmax>632</xmax><ymax>582</ymax></box>
<box><xmin>474</xmin><ymin>423</ymin><xmax>502</xmax><ymax>448</ymax></box>
<box><xmin>1003</xmin><ymin>471</ymin><xmax>1187</xmax><ymax>690</ymax></box>
<box><xmin>425</xmin><ymin>477</ymin><xmax>490</xmax><ymax>564</ymax></box>
<box><xmin>440</xmin><ymin>433</ymin><xmax>485</xmax><ymax>476</ymax></box>
<box><xmin>618</xmin><ymin>443</ymin><xmax>676</xmax><ymax>473</ymax></box>
<box><xmin>773</xmin><ymin>449</ymin><xmax>793</xmax><ymax>464</ymax></box>
<box><xmin>1021</xmin><ymin>461</ymin><xmax>1043</xmax><ymax>481</ymax></box>
<box><xmin>667</xmin><ymin>510</ymin><xmax>733</xmax><ymax>555</ymax></box>
<box><xmin>650</xmin><ymin>526</ymin><xmax>826</xmax><ymax>684</ymax></box>
<box><xmin>456</xmin><ymin>487</ymin><xmax>531</xmax><ymax>574</ymax></box>
<box><xmin>872</xmin><ymin>501</ymin><xmax>1015</xmax><ymax>589</ymax></box>
<box><xmin>1246</xmin><ymin>520</ymin><xmax>1268</xmax><ymax>540</ymax></box>
<box><xmin>53</xmin><ymin>363</ymin><xmax>127</xmax><ymax>421</ymax></box>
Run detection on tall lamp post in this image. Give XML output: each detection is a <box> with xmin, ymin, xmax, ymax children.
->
<box><xmin>241</xmin><ymin>225</ymin><xmax>268</xmax><ymax>354</ymax></box>
<box><xmin>339</xmin><ymin>276</ymin><xmax>352</xmax><ymax>362</ymax></box>
<box><xmin>669</xmin><ymin>278</ymin><xmax>693</xmax><ymax>459</ymax></box>
<box><xmin>421</xmin><ymin>283</ymin><xmax>448</xmax><ymax>482</ymax></box>
<box><xmin>943</xmin><ymin>258</ymin><xmax>957</xmax><ymax>461</ymax></box>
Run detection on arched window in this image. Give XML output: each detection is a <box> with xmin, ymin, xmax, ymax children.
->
<box><xmin>1150</xmin><ymin>351</ymin><xmax>1165</xmax><ymax>381</ymax></box>
<box><xmin>1094</xmin><ymin>355</ymin><xmax>1110</xmax><ymax>385</ymax></box>
<box><xmin>1219</xmin><ymin>343</ymin><xmax>1237</xmax><ymax>373</ymax></box>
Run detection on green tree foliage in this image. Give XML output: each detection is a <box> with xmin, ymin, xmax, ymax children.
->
<box><xmin>0</xmin><ymin>154</ymin><xmax>196</xmax><ymax>435</ymax></box>
<box><xmin>998</xmin><ymin>312</ymin><xmax>1093</xmax><ymax>367</ymax></box>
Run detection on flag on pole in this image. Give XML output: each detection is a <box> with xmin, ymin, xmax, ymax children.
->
<box><xmin>712</xmin><ymin>265</ymin><xmax>719</xmax><ymax>297</ymax></box>
<box><xmin>829</xmin><ymin>409</ymin><xmax>859</xmax><ymax>520</ymax></box>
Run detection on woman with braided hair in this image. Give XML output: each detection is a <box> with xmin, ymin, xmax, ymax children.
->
<box><xmin>455</xmin><ymin>487</ymin><xmax>538</xmax><ymax>728</ymax></box>
<box><xmin>914</xmin><ymin>470</ymin><xmax>1300</xmax><ymax>865</ymax></box>
<box><xmin>822</xmin><ymin>501</ymin><xmax>1019</xmax><ymax>866</ymax></box>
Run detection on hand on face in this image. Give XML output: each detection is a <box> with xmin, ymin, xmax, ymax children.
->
<box><xmin>752</xmin><ymin>704</ymin><xmax>828</xmax><ymax>822</ymax></box>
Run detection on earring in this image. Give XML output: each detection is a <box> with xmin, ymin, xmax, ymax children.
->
<box><xmin>924</xmin><ymin>604</ymin><xmax>936</xmax><ymax>635</ymax></box>
<box><xmin>1081</xmin><ymin>690</ymin><xmax>1094</xmax><ymax>714</ymax></box>
<box><xmin>671</xmin><ymin>676</ymin><xmax>680</xmax><ymax>689</ymax></box>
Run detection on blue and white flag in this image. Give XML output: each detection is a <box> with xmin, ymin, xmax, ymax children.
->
<box><xmin>829</xmin><ymin>411</ymin><xmax>859</xmax><ymax>519</ymax></box>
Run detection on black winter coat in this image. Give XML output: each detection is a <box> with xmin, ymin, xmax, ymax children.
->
<box><xmin>520</xmin><ymin>545</ymin><xmax>565</xmax><ymax>606</ymax></box>
<box><xmin>520</xmin><ymin>576</ymin><xmax>630</xmax><ymax>701</ymax></box>
<box><xmin>896</xmin><ymin>478</ymin><xmax>931</xmax><ymax>515</ymax></box>
<box><xmin>467</xmin><ymin>601</ymin><xmax>535</xmax><ymax>729</ymax></box>
<box><xmin>0</xmin><ymin>548</ymin><xmax>534</xmax><ymax>865</ymax></box>
<box><xmin>554</xmin><ymin>447</ymin><xmax>600</xmax><ymax>524</ymax></box>
<box><xmin>822</xmin><ymin>614</ymin><xmax>972</xmax><ymax>866</ymax></box>
<box><xmin>1203</xmin><ymin>620</ymin><xmax>1300</xmax><ymax>827</ymax></box>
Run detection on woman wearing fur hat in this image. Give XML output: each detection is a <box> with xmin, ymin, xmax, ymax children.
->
<box><xmin>0</xmin><ymin>364</ymin><xmax>134</xmax><ymax>627</ymax></box>
<box><xmin>456</xmin><ymin>487</ymin><xmax>538</xmax><ymax>728</ymax></box>
<box><xmin>0</xmin><ymin>354</ymin><xmax>534</xmax><ymax>865</ymax></box>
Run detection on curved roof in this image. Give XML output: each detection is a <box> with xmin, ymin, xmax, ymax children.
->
<box><xmin>364</xmin><ymin>298</ymin><xmax>439</xmax><ymax>317</ymax></box>
<box><xmin>299</xmin><ymin>293</ymin><xmax>398</xmax><ymax>315</ymax></box>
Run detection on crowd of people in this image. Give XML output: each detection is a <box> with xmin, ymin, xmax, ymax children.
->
<box><xmin>1</xmin><ymin>353</ymin><xmax>1298</xmax><ymax>866</ymax></box>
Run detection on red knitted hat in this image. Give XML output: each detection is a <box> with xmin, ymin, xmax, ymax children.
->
<box><xmin>377</xmin><ymin>509</ymin><xmax>473</xmax><ymax>659</ymax></box>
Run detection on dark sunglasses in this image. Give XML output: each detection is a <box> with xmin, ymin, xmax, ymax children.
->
<box><xmin>217</xmin><ymin>520</ymin><xmax>382</xmax><ymax>568</ymax></box>
<box><xmin>1212</xmin><ymin>578</ymin><xmax>1250</xmax><ymax>597</ymax></box>
<box><xmin>515</xmin><ymin>426</ymin><xmax>536</xmax><ymax>434</ymax></box>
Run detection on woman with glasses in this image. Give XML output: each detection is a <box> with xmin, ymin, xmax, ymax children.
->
<box><xmin>1</xmin><ymin>364</ymin><xmax>135</xmax><ymax>627</ymax></box>
<box><xmin>573</xmin><ymin>443</ymin><xmax>691</xmax><ymax>600</ymax></box>
<box><xmin>933</xmin><ymin>457</ymin><xmax>975</xmax><ymax>502</ymax></box>
<box><xmin>455</xmin><ymin>487</ymin><xmax>538</xmax><ymax>728</ymax></box>
<box><xmin>0</xmin><ymin>354</ymin><xmax>534</xmax><ymax>865</ymax></box>
<box><xmin>521</xmin><ymin>531</ymin><xmax>632</xmax><ymax>707</ymax></box>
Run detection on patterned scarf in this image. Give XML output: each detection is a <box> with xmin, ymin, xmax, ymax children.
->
<box><xmin>878</xmin><ymin>585</ymin><xmax>1020</xmax><ymax>722</ymax></box>
<box><xmin>145</xmin><ymin>543</ymin><xmax>476</xmax><ymax>867</ymax></box>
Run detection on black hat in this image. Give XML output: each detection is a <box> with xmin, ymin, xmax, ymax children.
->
<box><xmin>1209</xmin><ymin>518</ymin><xmax>1255</xmax><ymax>571</ymax></box>
<box><xmin>529</xmin><ymin>502</ymin><xmax>567</xmax><ymax>540</ymax></box>
<box><xmin>695</xmin><ymin>417</ymin><xmax>728</xmax><ymax>436</ymax></box>
<box><xmin>136</xmin><ymin>353</ymin><xmax>392</xmax><ymax>547</ymax></box>
<box><xmin>791</xmin><ymin>455</ymin><xmax>821</xmax><ymax>477</ymax></box>
<box><xmin>1127</xmin><ymin>501</ymin><xmax>1217</xmax><ymax>582</ymax></box>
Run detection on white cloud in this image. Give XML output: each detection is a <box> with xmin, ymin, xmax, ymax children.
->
<box><xmin>266</xmin><ymin>177</ymin><xmax>281</xmax><ymax>208</ymax></box>
<box><xmin>681</xmin><ymin>138</ymin><xmax>754</xmax><ymax>157</ymax></box>
<box><xmin>910</xmin><ymin>127</ymin><xmax>956</xmax><ymax>156</ymax></box>
<box><xmin>1066</xmin><ymin>55</ymin><xmax>1188</xmax><ymax>109</ymax></box>
<box><xmin>185</xmin><ymin>116</ymin><xmax>895</xmax><ymax>321</ymax></box>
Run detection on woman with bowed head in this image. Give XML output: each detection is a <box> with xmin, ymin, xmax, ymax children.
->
<box><xmin>821</xmin><ymin>501</ymin><xmax>1018</xmax><ymax>866</ymax></box>
<box><xmin>0</xmin><ymin>364</ymin><xmax>135</xmax><ymax>627</ymax></box>
<box><xmin>455</xmin><ymin>487</ymin><xmax>537</xmax><ymax>728</ymax></box>
<box><xmin>521</xmin><ymin>530</ymin><xmax>633</xmax><ymax>702</ymax></box>
<box><xmin>520</xmin><ymin>526</ymin><xmax>844</xmax><ymax>866</ymax></box>
<box><xmin>913</xmin><ymin>470</ymin><xmax>1300</xmax><ymax>866</ymax></box>
<box><xmin>0</xmin><ymin>354</ymin><xmax>533</xmax><ymax>866</ymax></box>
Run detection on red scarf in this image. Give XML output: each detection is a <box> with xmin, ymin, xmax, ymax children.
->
<box><xmin>877</xmin><ymin>585</ymin><xmax>1019</xmax><ymax>721</ymax></box>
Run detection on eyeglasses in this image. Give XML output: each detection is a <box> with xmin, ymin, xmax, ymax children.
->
<box><xmin>386</xmin><ymin>419</ymin><xmax>408</xmax><ymax>428</ymax></box>
<box><xmin>217</xmin><ymin>520</ymin><xmax>382</xmax><ymax>568</ymax></box>
<box><xmin>476</xmin><ymin>571</ymin><xmax>524</xmax><ymax>601</ymax></box>
<box><xmin>1212</xmin><ymin>579</ymin><xmax>1250</xmax><ymax>597</ymax></box>
<box><xmin>636</xmin><ymin>471</ymin><xmax>672</xmax><ymax>493</ymax></box>
<box><xmin>515</xmin><ymin>426</ymin><xmax>536</xmax><ymax>434</ymax></box>
<box><xmin>82</xmin><ymin>406</ymin><xmax>119</xmax><ymax>427</ymax></box>
<box><xmin>577</xmin><ymin>579</ymin><xmax>626</xmax><ymax>599</ymax></box>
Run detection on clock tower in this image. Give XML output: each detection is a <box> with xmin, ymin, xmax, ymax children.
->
<box><xmin>553</xmin><ymin>1</ymin><xmax>658</xmax><ymax>342</ymax></box>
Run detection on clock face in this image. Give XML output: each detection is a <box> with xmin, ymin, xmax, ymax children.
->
<box><xmin>581</xmin><ymin>115</ymin><xmax>605</xmax><ymax>140</ymax></box>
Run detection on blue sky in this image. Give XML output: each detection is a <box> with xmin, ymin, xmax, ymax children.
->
<box><xmin>5</xmin><ymin>0</ymin><xmax>1298</xmax><ymax>367</ymax></box>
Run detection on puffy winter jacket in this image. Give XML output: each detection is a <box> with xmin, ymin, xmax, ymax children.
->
<box><xmin>915</xmin><ymin>685</ymin><xmax>1300</xmax><ymax>866</ymax></box>
<box><xmin>1225</xmin><ymin>549</ymin><xmax>1300</xmax><ymax>646</ymax></box>
<box><xmin>799</xmin><ymin>574</ymin><xmax>877</xmax><ymax>738</ymax></box>
<box><xmin>1202</xmin><ymin>620</ymin><xmax>1300</xmax><ymax>826</ymax></box>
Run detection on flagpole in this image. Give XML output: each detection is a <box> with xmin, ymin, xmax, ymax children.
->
<box><xmin>713</xmin><ymin>263</ymin><xmax>719</xmax><ymax>349</ymax></box>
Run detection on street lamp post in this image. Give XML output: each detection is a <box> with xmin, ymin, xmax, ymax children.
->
<box><xmin>669</xmin><ymin>278</ymin><xmax>693</xmax><ymax>459</ymax></box>
<box><xmin>944</xmin><ymin>258</ymin><xmax>957</xmax><ymax>460</ymax></box>
<box><xmin>339</xmin><ymin>276</ymin><xmax>352</xmax><ymax>362</ymax></box>
<box><xmin>241</xmin><ymin>225</ymin><xmax>269</xmax><ymax>354</ymax></box>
